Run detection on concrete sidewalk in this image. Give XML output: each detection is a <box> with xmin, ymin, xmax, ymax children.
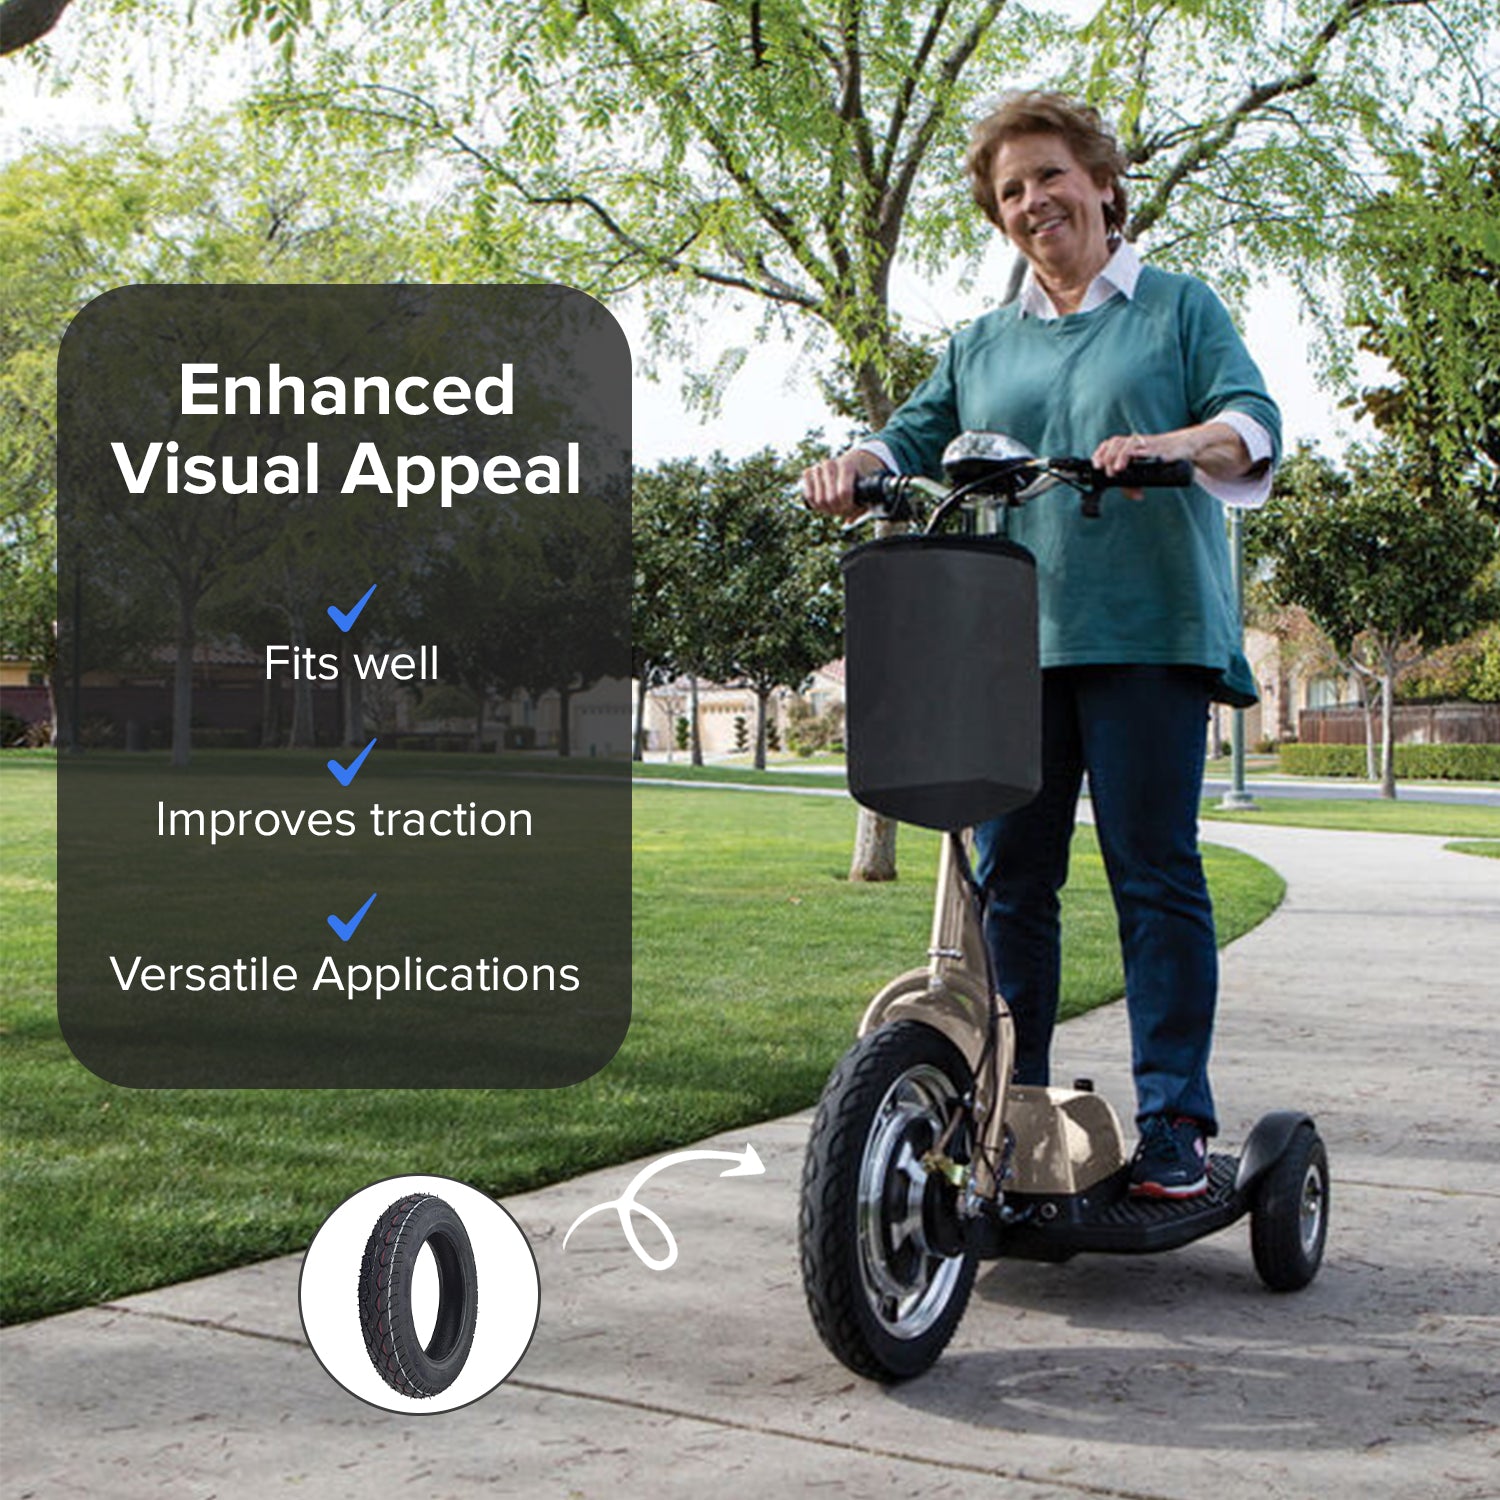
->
<box><xmin>6</xmin><ymin>820</ymin><xmax>1499</xmax><ymax>1500</ymax></box>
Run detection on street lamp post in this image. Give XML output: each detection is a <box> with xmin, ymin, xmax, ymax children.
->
<box><xmin>1219</xmin><ymin>507</ymin><xmax>1257</xmax><ymax>811</ymax></box>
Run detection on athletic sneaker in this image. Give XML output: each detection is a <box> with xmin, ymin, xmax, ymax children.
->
<box><xmin>1130</xmin><ymin>1115</ymin><xmax>1209</xmax><ymax>1199</ymax></box>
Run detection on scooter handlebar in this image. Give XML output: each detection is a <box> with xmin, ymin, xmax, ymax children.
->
<box><xmin>841</xmin><ymin>455</ymin><xmax>1193</xmax><ymax>529</ymax></box>
<box><xmin>1104</xmin><ymin>457</ymin><xmax>1194</xmax><ymax>489</ymax></box>
<box><xmin>851</xmin><ymin>472</ymin><xmax>917</xmax><ymax>522</ymax></box>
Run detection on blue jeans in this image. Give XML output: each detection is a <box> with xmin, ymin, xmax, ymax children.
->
<box><xmin>972</xmin><ymin>666</ymin><xmax>1219</xmax><ymax>1133</ymax></box>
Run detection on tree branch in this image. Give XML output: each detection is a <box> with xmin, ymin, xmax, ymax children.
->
<box><xmin>586</xmin><ymin>4</ymin><xmax>840</xmax><ymax>299</ymax></box>
<box><xmin>886</xmin><ymin>0</ymin><xmax>1007</xmax><ymax>248</ymax></box>
<box><xmin>1129</xmin><ymin>0</ymin><xmax>1433</xmax><ymax>238</ymax></box>
<box><xmin>1129</xmin><ymin>72</ymin><xmax>1320</xmax><ymax>238</ymax></box>
<box><xmin>878</xmin><ymin>0</ymin><xmax>955</xmax><ymax>187</ymax></box>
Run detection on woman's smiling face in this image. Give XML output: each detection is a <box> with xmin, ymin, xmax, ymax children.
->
<box><xmin>991</xmin><ymin>132</ymin><xmax>1115</xmax><ymax>290</ymax></box>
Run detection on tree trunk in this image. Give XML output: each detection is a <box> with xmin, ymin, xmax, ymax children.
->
<box><xmin>689</xmin><ymin>675</ymin><xmax>703</xmax><ymax>766</ymax></box>
<box><xmin>343</xmin><ymin>637</ymin><xmax>366</xmax><ymax>747</ymax></box>
<box><xmin>843</xmin><ymin>327</ymin><xmax>905</xmax><ymax>879</ymax></box>
<box><xmin>1380</xmin><ymin>658</ymin><xmax>1398</xmax><ymax>800</ymax></box>
<box><xmin>754</xmin><ymin>686</ymin><xmax>771</xmax><ymax>771</ymax></box>
<box><xmin>634</xmin><ymin>675</ymin><xmax>649</xmax><ymax>759</ymax></box>
<box><xmin>1357</xmin><ymin>671</ymin><xmax>1378</xmax><ymax>781</ymax></box>
<box><xmin>557</xmin><ymin>685</ymin><xmax>572</xmax><ymax>756</ymax></box>
<box><xmin>287</xmin><ymin>612</ymin><xmax>316</xmax><ymax>749</ymax></box>
<box><xmin>849</xmin><ymin>808</ymin><xmax>898</xmax><ymax>882</ymax></box>
<box><xmin>259</xmin><ymin>667</ymin><xmax>280</xmax><ymax>750</ymax></box>
<box><xmin>171</xmin><ymin>586</ymin><xmax>200</xmax><ymax>769</ymax></box>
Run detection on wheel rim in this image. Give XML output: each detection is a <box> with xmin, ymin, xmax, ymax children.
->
<box><xmin>856</xmin><ymin>1062</ymin><xmax>966</xmax><ymax>1341</ymax></box>
<box><xmin>1299</xmin><ymin>1159</ymin><xmax>1326</xmax><ymax>1257</ymax></box>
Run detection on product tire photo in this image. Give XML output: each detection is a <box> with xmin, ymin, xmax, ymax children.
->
<box><xmin>302</xmin><ymin>1174</ymin><xmax>539</xmax><ymax>1413</ymax></box>
<box><xmin>357</xmin><ymin>1193</ymin><xmax>479</xmax><ymax>1398</ymax></box>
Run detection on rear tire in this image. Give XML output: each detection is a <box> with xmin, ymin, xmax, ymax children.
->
<box><xmin>799</xmin><ymin>1022</ymin><xmax>978</xmax><ymax>1380</ymax></box>
<box><xmin>1250</xmin><ymin>1124</ymin><xmax>1329</xmax><ymax>1292</ymax></box>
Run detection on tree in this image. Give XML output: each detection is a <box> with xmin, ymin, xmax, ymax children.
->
<box><xmin>1250</xmin><ymin>441</ymin><xmax>1500</xmax><ymax>797</ymax></box>
<box><xmin>633</xmin><ymin>445</ymin><xmax>844</xmax><ymax>770</ymax></box>
<box><xmin>710</xmin><ymin>466</ymin><xmax>844</xmax><ymax>771</ymax></box>
<box><xmin>630</xmin><ymin>464</ymin><xmax>697</xmax><ymax>760</ymax></box>
<box><xmin>1344</xmin><ymin>120</ymin><xmax>1500</xmax><ymax>518</ymax></box>
<box><xmin>514</xmin><ymin>487</ymin><xmax>633</xmax><ymax>758</ymax></box>
<box><xmin>1</xmin><ymin>121</ymin><xmax>470</xmax><ymax>761</ymax></box>
<box><xmin>0</xmin><ymin>505</ymin><xmax>57</xmax><ymax>730</ymax></box>
<box><xmin>1</xmin><ymin>0</ymin><xmax>308</xmax><ymax>56</ymax></box>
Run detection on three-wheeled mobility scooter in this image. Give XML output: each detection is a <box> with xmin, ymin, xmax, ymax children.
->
<box><xmin>799</xmin><ymin>432</ymin><xmax>1330</xmax><ymax>1381</ymax></box>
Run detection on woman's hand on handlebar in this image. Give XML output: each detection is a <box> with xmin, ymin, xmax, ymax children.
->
<box><xmin>1091</xmin><ymin>430</ymin><xmax>1194</xmax><ymax>499</ymax></box>
<box><xmin>802</xmin><ymin>448</ymin><xmax>888</xmax><ymax>518</ymax></box>
<box><xmin>1092</xmin><ymin>422</ymin><xmax>1251</xmax><ymax>497</ymax></box>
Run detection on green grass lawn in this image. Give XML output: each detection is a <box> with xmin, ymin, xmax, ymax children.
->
<box><xmin>1446</xmin><ymin>840</ymin><xmax>1500</xmax><ymax>859</ymax></box>
<box><xmin>633</xmin><ymin>760</ymin><xmax>848</xmax><ymax>789</ymax></box>
<box><xmin>1201</xmin><ymin>796</ymin><xmax>1500</xmax><ymax>838</ymax></box>
<box><xmin>3</xmin><ymin>754</ymin><xmax>1281</xmax><ymax>1323</ymax></box>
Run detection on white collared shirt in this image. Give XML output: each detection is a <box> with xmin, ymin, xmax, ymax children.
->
<box><xmin>864</xmin><ymin>241</ymin><xmax>1276</xmax><ymax>508</ymax></box>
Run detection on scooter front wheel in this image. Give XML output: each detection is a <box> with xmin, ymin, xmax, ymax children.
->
<box><xmin>799</xmin><ymin>1021</ymin><xmax>978</xmax><ymax>1380</ymax></box>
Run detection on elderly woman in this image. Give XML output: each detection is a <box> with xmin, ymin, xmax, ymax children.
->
<box><xmin>804</xmin><ymin>91</ymin><xmax>1280</xmax><ymax>1200</ymax></box>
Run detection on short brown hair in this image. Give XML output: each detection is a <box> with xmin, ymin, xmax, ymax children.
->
<box><xmin>966</xmin><ymin>91</ymin><xmax>1129</xmax><ymax>234</ymax></box>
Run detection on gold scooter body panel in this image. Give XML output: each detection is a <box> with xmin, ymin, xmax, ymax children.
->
<box><xmin>1002</xmin><ymin>1086</ymin><xmax>1127</xmax><ymax>1194</ymax></box>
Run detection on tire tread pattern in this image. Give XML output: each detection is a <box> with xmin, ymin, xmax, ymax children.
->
<box><xmin>1249</xmin><ymin>1125</ymin><xmax>1329</xmax><ymax>1292</ymax></box>
<box><xmin>799</xmin><ymin>1022</ymin><xmax>977</xmax><ymax>1381</ymax></box>
<box><xmin>357</xmin><ymin>1193</ymin><xmax>477</xmax><ymax>1399</ymax></box>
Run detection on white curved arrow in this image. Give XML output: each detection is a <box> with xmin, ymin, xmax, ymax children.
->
<box><xmin>563</xmin><ymin>1144</ymin><xmax>765</xmax><ymax>1271</ymax></box>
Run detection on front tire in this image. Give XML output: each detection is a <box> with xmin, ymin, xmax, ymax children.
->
<box><xmin>799</xmin><ymin>1022</ymin><xmax>978</xmax><ymax>1380</ymax></box>
<box><xmin>1250</xmin><ymin>1123</ymin><xmax>1329</xmax><ymax>1292</ymax></box>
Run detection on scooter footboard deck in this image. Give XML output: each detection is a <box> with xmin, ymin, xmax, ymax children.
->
<box><xmin>974</xmin><ymin>1154</ymin><xmax>1247</xmax><ymax>1262</ymax></box>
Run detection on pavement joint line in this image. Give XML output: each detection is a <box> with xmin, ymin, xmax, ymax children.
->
<box><xmin>501</xmin><ymin>1376</ymin><xmax>1184</xmax><ymax>1500</ymax></box>
<box><xmin>95</xmin><ymin>1303</ymin><xmax>307</xmax><ymax>1349</ymax></box>
<box><xmin>1334</xmin><ymin>1178</ymin><xmax>1500</xmax><ymax>1201</ymax></box>
<box><xmin>67</xmin><ymin>1307</ymin><xmax>1192</xmax><ymax>1499</ymax></box>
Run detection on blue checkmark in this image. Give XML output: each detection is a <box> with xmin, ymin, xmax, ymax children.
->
<box><xmin>327</xmin><ymin>737</ymin><xmax>377</xmax><ymax>786</ymax></box>
<box><xmin>327</xmin><ymin>583</ymin><xmax>377</xmax><ymax>633</ymax></box>
<box><xmin>327</xmin><ymin>892</ymin><xmax>378</xmax><ymax>942</ymax></box>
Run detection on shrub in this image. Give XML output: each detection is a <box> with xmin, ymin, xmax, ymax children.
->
<box><xmin>79</xmin><ymin>715</ymin><xmax>122</xmax><ymax>749</ymax></box>
<box><xmin>0</xmin><ymin>710</ymin><xmax>27</xmax><ymax>747</ymax></box>
<box><xmin>784</xmin><ymin>699</ymin><xmax>845</xmax><ymax>757</ymax></box>
<box><xmin>1279</xmin><ymin>743</ymin><xmax>1500</xmax><ymax>780</ymax></box>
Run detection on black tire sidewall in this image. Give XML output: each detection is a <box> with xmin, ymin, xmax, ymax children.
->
<box><xmin>1251</xmin><ymin>1126</ymin><xmax>1329</xmax><ymax>1291</ymax></box>
<box><xmin>801</xmin><ymin>1021</ymin><xmax>978</xmax><ymax>1381</ymax></box>
<box><xmin>360</xmin><ymin>1194</ymin><xmax>480</xmax><ymax>1397</ymax></box>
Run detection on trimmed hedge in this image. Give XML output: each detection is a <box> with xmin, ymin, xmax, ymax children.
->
<box><xmin>1279</xmin><ymin>743</ymin><xmax>1500</xmax><ymax>781</ymax></box>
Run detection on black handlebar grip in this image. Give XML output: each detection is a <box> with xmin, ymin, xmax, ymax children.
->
<box><xmin>851</xmin><ymin>472</ymin><xmax>918</xmax><ymax>523</ymax></box>
<box><xmin>1109</xmin><ymin>457</ymin><xmax>1194</xmax><ymax>488</ymax></box>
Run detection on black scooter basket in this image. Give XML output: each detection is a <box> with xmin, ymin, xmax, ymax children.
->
<box><xmin>841</xmin><ymin>534</ymin><xmax>1041</xmax><ymax>831</ymax></box>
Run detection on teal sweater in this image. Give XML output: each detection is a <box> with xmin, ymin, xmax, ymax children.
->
<box><xmin>877</xmin><ymin>266</ymin><xmax>1281</xmax><ymax>705</ymax></box>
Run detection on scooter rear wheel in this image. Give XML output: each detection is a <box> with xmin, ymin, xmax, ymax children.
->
<box><xmin>799</xmin><ymin>1021</ymin><xmax>977</xmax><ymax>1380</ymax></box>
